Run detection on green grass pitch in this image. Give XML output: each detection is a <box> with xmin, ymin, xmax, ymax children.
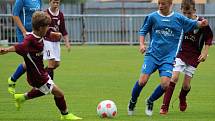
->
<box><xmin>0</xmin><ymin>45</ymin><xmax>214</xmax><ymax>121</ymax></box>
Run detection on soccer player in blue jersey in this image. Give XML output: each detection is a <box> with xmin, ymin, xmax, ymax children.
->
<box><xmin>8</xmin><ymin>0</ymin><xmax>42</xmax><ymax>95</ymax></box>
<box><xmin>127</xmin><ymin>0</ymin><xmax>208</xmax><ymax>116</ymax></box>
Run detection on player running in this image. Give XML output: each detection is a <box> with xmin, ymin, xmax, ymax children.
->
<box><xmin>160</xmin><ymin>0</ymin><xmax>213</xmax><ymax>115</ymax></box>
<box><xmin>127</xmin><ymin>0</ymin><xmax>209</xmax><ymax>116</ymax></box>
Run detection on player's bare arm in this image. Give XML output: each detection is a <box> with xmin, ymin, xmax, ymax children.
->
<box><xmin>198</xmin><ymin>45</ymin><xmax>210</xmax><ymax>62</ymax></box>
<box><xmin>0</xmin><ymin>46</ymin><xmax>16</xmax><ymax>55</ymax></box>
<box><xmin>139</xmin><ymin>35</ymin><xmax>146</xmax><ymax>54</ymax></box>
<box><xmin>63</xmin><ymin>35</ymin><xmax>71</xmax><ymax>52</ymax></box>
<box><xmin>12</xmin><ymin>16</ymin><xmax>27</xmax><ymax>37</ymax></box>
<box><xmin>50</xmin><ymin>31</ymin><xmax>62</xmax><ymax>40</ymax></box>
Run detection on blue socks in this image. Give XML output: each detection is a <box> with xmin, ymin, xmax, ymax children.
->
<box><xmin>131</xmin><ymin>81</ymin><xmax>144</xmax><ymax>102</ymax></box>
<box><xmin>148</xmin><ymin>84</ymin><xmax>165</xmax><ymax>102</ymax></box>
<box><xmin>11</xmin><ymin>64</ymin><xmax>26</xmax><ymax>82</ymax></box>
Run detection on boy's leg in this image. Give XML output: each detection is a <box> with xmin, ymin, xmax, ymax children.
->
<box><xmin>145</xmin><ymin>63</ymin><xmax>173</xmax><ymax>116</ymax></box>
<box><xmin>8</xmin><ymin>63</ymin><xmax>26</xmax><ymax>94</ymax></box>
<box><xmin>14</xmin><ymin>88</ymin><xmax>45</xmax><ymax>110</ymax></box>
<box><xmin>27</xmin><ymin>88</ymin><xmax>45</xmax><ymax>99</ymax></box>
<box><xmin>179</xmin><ymin>75</ymin><xmax>191</xmax><ymax>112</ymax></box>
<box><xmin>179</xmin><ymin>87</ymin><xmax>190</xmax><ymax>111</ymax></box>
<box><xmin>51</xmin><ymin>85</ymin><xmax>82</xmax><ymax>120</ymax></box>
<box><xmin>160</xmin><ymin>71</ymin><xmax>180</xmax><ymax>114</ymax></box>
<box><xmin>10</xmin><ymin>63</ymin><xmax>26</xmax><ymax>82</ymax></box>
<box><xmin>179</xmin><ymin>67</ymin><xmax>193</xmax><ymax>112</ymax></box>
<box><xmin>128</xmin><ymin>80</ymin><xmax>144</xmax><ymax>115</ymax></box>
<box><xmin>45</xmin><ymin>67</ymin><xmax>54</xmax><ymax>80</ymax></box>
<box><xmin>44</xmin><ymin>41</ymin><xmax>60</xmax><ymax>80</ymax></box>
<box><xmin>146</xmin><ymin>84</ymin><xmax>165</xmax><ymax>116</ymax></box>
<box><xmin>128</xmin><ymin>55</ymin><xmax>155</xmax><ymax>116</ymax></box>
<box><xmin>160</xmin><ymin>81</ymin><xmax>176</xmax><ymax>114</ymax></box>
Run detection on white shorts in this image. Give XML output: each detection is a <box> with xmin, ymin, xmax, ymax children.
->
<box><xmin>173</xmin><ymin>58</ymin><xmax>196</xmax><ymax>77</ymax></box>
<box><xmin>36</xmin><ymin>78</ymin><xmax>55</xmax><ymax>95</ymax></box>
<box><xmin>43</xmin><ymin>40</ymin><xmax>61</xmax><ymax>61</ymax></box>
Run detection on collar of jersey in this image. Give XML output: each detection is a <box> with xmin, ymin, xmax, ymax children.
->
<box><xmin>157</xmin><ymin>10</ymin><xmax>174</xmax><ymax>17</ymax></box>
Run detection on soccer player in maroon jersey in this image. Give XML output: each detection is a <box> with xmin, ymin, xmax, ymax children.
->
<box><xmin>43</xmin><ymin>0</ymin><xmax>71</xmax><ymax>80</ymax></box>
<box><xmin>160</xmin><ymin>0</ymin><xmax>213</xmax><ymax>115</ymax></box>
<box><xmin>0</xmin><ymin>11</ymin><xmax>82</xmax><ymax>120</ymax></box>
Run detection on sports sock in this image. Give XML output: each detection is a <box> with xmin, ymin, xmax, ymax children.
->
<box><xmin>11</xmin><ymin>64</ymin><xmax>26</xmax><ymax>82</ymax></box>
<box><xmin>162</xmin><ymin>82</ymin><xmax>176</xmax><ymax>107</ymax></box>
<box><xmin>27</xmin><ymin>88</ymin><xmax>45</xmax><ymax>99</ymax></box>
<box><xmin>148</xmin><ymin>84</ymin><xmax>165</xmax><ymax>102</ymax></box>
<box><xmin>131</xmin><ymin>80</ymin><xmax>144</xmax><ymax>102</ymax></box>
<box><xmin>46</xmin><ymin>67</ymin><xmax>54</xmax><ymax>80</ymax></box>
<box><xmin>54</xmin><ymin>96</ymin><xmax>68</xmax><ymax>114</ymax></box>
<box><xmin>179</xmin><ymin>87</ymin><xmax>191</xmax><ymax>99</ymax></box>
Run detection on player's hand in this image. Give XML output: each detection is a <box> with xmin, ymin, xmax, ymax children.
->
<box><xmin>139</xmin><ymin>44</ymin><xmax>146</xmax><ymax>54</ymax></box>
<box><xmin>50</xmin><ymin>32</ymin><xmax>62</xmax><ymax>40</ymax></box>
<box><xmin>65</xmin><ymin>41</ymin><xmax>71</xmax><ymax>52</ymax></box>
<box><xmin>0</xmin><ymin>48</ymin><xmax>9</xmax><ymax>55</ymax></box>
<box><xmin>22</xmin><ymin>30</ymin><xmax>27</xmax><ymax>38</ymax></box>
<box><xmin>198</xmin><ymin>52</ymin><xmax>208</xmax><ymax>62</ymax></box>
<box><xmin>199</xmin><ymin>19</ymin><xmax>208</xmax><ymax>27</ymax></box>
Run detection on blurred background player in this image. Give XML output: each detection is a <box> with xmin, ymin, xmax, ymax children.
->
<box><xmin>8</xmin><ymin>0</ymin><xmax>42</xmax><ymax>95</ymax></box>
<box><xmin>127</xmin><ymin>0</ymin><xmax>209</xmax><ymax>116</ymax></box>
<box><xmin>0</xmin><ymin>11</ymin><xmax>82</xmax><ymax>121</ymax></box>
<box><xmin>160</xmin><ymin>0</ymin><xmax>213</xmax><ymax>115</ymax></box>
<box><xmin>43</xmin><ymin>0</ymin><xmax>71</xmax><ymax>80</ymax></box>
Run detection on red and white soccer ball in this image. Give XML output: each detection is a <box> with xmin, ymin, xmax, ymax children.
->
<box><xmin>97</xmin><ymin>100</ymin><xmax>117</xmax><ymax>118</ymax></box>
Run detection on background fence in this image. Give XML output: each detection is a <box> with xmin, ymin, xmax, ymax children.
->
<box><xmin>0</xmin><ymin>14</ymin><xmax>215</xmax><ymax>45</ymax></box>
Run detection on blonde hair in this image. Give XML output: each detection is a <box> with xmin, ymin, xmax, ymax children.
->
<box><xmin>32</xmin><ymin>11</ymin><xmax>51</xmax><ymax>31</ymax></box>
<box><xmin>158</xmin><ymin>0</ymin><xmax>173</xmax><ymax>3</ymax></box>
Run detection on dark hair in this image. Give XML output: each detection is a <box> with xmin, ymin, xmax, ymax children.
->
<box><xmin>181</xmin><ymin>0</ymin><xmax>196</xmax><ymax>10</ymax></box>
<box><xmin>32</xmin><ymin>11</ymin><xmax>51</xmax><ymax>31</ymax></box>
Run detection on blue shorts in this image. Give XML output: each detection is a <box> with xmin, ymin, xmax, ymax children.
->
<box><xmin>141</xmin><ymin>55</ymin><xmax>173</xmax><ymax>77</ymax></box>
<box><xmin>17</xmin><ymin>35</ymin><xmax>24</xmax><ymax>43</ymax></box>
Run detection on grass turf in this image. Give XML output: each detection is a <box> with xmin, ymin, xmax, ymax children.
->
<box><xmin>0</xmin><ymin>45</ymin><xmax>214</xmax><ymax>121</ymax></box>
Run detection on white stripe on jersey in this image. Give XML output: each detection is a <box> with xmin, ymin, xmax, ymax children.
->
<box><xmin>175</xmin><ymin>30</ymin><xmax>184</xmax><ymax>57</ymax></box>
<box><xmin>23</xmin><ymin>8</ymin><xmax>26</xmax><ymax>26</ymax></box>
<box><xmin>27</xmin><ymin>53</ymin><xmax>41</xmax><ymax>75</ymax></box>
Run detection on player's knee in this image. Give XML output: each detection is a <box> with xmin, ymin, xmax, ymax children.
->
<box><xmin>183</xmin><ymin>85</ymin><xmax>191</xmax><ymax>90</ymax></box>
<box><xmin>138</xmin><ymin>74</ymin><xmax>149</xmax><ymax>86</ymax></box>
<box><xmin>55</xmin><ymin>90</ymin><xmax>64</xmax><ymax>97</ymax></box>
<box><xmin>22</xmin><ymin>63</ymin><xmax>27</xmax><ymax>70</ymax></box>
<box><xmin>138</xmin><ymin>78</ymin><xmax>148</xmax><ymax>86</ymax></box>
<box><xmin>51</xmin><ymin>62</ymin><xmax>60</xmax><ymax>69</ymax></box>
<box><xmin>138</xmin><ymin>81</ymin><xmax>147</xmax><ymax>86</ymax></box>
<box><xmin>54</xmin><ymin>62</ymin><xmax>60</xmax><ymax>68</ymax></box>
<box><xmin>171</xmin><ymin>76</ymin><xmax>179</xmax><ymax>83</ymax></box>
<box><xmin>161</xmin><ymin>82</ymin><xmax>169</xmax><ymax>90</ymax></box>
<box><xmin>52</xmin><ymin>86</ymin><xmax>65</xmax><ymax>97</ymax></box>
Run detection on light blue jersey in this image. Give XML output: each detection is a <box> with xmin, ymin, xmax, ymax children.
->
<box><xmin>13</xmin><ymin>0</ymin><xmax>42</xmax><ymax>42</ymax></box>
<box><xmin>139</xmin><ymin>11</ymin><xmax>198</xmax><ymax>65</ymax></box>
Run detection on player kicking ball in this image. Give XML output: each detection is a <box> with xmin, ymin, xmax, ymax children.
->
<box><xmin>0</xmin><ymin>11</ymin><xmax>82</xmax><ymax>120</ymax></box>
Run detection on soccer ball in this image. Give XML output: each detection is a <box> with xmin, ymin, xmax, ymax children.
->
<box><xmin>97</xmin><ymin>100</ymin><xmax>117</xmax><ymax>118</ymax></box>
